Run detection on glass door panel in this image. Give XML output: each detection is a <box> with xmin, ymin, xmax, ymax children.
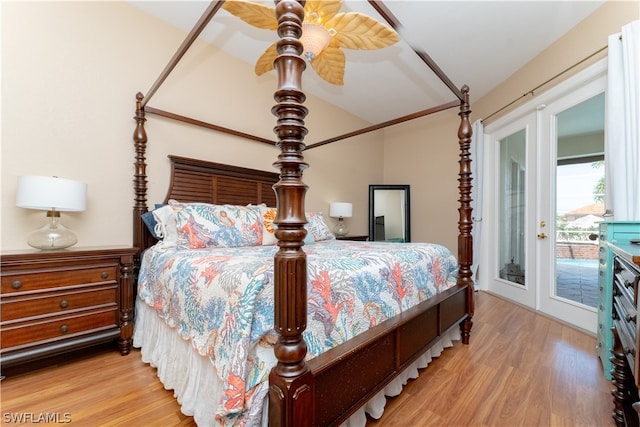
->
<box><xmin>499</xmin><ymin>129</ymin><xmax>526</xmax><ymax>286</ymax></box>
<box><xmin>553</xmin><ymin>94</ymin><xmax>605</xmax><ymax>309</ymax></box>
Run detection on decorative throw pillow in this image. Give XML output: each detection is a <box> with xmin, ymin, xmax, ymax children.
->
<box><xmin>305</xmin><ymin>212</ymin><xmax>335</xmax><ymax>242</ymax></box>
<box><xmin>172</xmin><ymin>201</ymin><xmax>262</xmax><ymax>249</ymax></box>
<box><xmin>141</xmin><ymin>211</ymin><xmax>161</xmax><ymax>240</ymax></box>
<box><xmin>258</xmin><ymin>205</ymin><xmax>278</xmax><ymax>246</ymax></box>
<box><xmin>252</xmin><ymin>206</ymin><xmax>331</xmax><ymax>244</ymax></box>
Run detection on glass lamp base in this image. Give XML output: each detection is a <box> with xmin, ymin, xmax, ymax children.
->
<box><xmin>333</xmin><ymin>218</ymin><xmax>349</xmax><ymax>237</ymax></box>
<box><xmin>27</xmin><ymin>215</ymin><xmax>78</xmax><ymax>250</ymax></box>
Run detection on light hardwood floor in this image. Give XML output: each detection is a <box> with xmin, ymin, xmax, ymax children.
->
<box><xmin>1</xmin><ymin>292</ymin><xmax>614</xmax><ymax>426</ymax></box>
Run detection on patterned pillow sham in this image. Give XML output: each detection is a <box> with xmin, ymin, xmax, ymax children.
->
<box><xmin>171</xmin><ymin>201</ymin><xmax>263</xmax><ymax>249</ymax></box>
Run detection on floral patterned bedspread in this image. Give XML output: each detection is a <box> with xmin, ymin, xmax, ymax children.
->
<box><xmin>137</xmin><ymin>240</ymin><xmax>458</xmax><ymax>425</ymax></box>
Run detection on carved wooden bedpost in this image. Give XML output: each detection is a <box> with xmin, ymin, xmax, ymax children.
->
<box><xmin>133</xmin><ymin>92</ymin><xmax>148</xmax><ymax>257</ymax></box>
<box><xmin>269</xmin><ymin>1</ymin><xmax>313</xmax><ymax>426</ymax></box>
<box><xmin>457</xmin><ymin>85</ymin><xmax>474</xmax><ymax>344</ymax></box>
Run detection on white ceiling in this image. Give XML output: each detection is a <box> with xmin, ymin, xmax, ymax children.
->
<box><xmin>129</xmin><ymin>0</ymin><xmax>606</xmax><ymax>124</ymax></box>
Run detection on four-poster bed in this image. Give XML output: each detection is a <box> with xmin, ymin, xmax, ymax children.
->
<box><xmin>128</xmin><ymin>1</ymin><xmax>474</xmax><ymax>426</ymax></box>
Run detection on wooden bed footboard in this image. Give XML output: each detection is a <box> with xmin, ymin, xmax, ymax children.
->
<box><xmin>308</xmin><ymin>284</ymin><xmax>469</xmax><ymax>426</ymax></box>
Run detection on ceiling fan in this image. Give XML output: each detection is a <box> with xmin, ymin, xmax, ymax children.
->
<box><xmin>222</xmin><ymin>0</ymin><xmax>400</xmax><ymax>85</ymax></box>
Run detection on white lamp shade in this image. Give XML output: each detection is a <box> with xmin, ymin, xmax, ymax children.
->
<box><xmin>16</xmin><ymin>176</ymin><xmax>87</xmax><ymax>212</ymax></box>
<box><xmin>330</xmin><ymin>202</ymin><xmax>352</xmax><ymax>218</ymax></box>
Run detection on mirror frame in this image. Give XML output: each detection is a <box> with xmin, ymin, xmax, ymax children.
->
<box><xmin>368</xmin><ymin>184</ymin><xmax>411</xmax><ymax>243</ymax></box>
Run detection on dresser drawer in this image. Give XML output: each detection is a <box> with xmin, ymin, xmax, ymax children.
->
<box><xmin>0</xmin><ymin>285</ymin><xmax>117</xmax><ymax>322</ymax></box>
<box><xmin>0</xmin><ymin>308</ymin><xmax>118</xmax><ymax>350</ymax></box>
<box><xmin>614</xmin><ymin>278</ymin><xmax>636</xmax><ymax>318</ymax></box>
<box><xmin>615</xmin><ymin>256</ymin><xmax>640</xmax><ymax>304</ymax></box>
<box><xmin>1</xmin><ymin>266</ymin><xmax>117</xmax><ymax>295</ymax></box>
<box><xmin>614</xmin><ymin>315</ymin><xmax>637</xmax><ymax>378</ymax></box>
<box><xmin>614</xmin><ymin>296</ymin><xmax>637</xmax><ymax>340</ymax></box>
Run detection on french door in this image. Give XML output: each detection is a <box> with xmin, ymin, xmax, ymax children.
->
<box><xmin>482</xmin><ymin>60</ymin><xmax>606</xmax><ymax>333</ymax></box>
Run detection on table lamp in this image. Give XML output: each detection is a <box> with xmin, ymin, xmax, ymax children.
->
<box><xmin>16</xmin><ymin>176</ymin><xmax>87</xmax><ymax>250</ymax></box>
<box><xmin>329</xmin><ymin>202</ymin><xmax>352</xmax><ymax>237</ymax></box>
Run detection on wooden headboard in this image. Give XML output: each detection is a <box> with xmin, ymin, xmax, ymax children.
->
<box><xmin>163</xmin><ymin>155</ymin><xmax>278</xmax><ymax>206</ymax></box>
<box><xmin>134</xmin><ymin>155</ymin><xmax>279</xmax><ymax>253</ymax></box>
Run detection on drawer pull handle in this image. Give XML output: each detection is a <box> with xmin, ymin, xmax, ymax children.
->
<box><xmin>59</xmin><ymin>300</ymin><xmax>69</xmax><ymax>309</ymax></box>
<box><xmin>101</xmin><ymin>272</ymin><xmax>109</xmax><ymax>279</ymax></box>
<box><xmin>11</xmin><ymin>280</ymin><xmax>22</xmax><ymax>289</ymax></box>
<box><xmin>628</xmin><ymin>348</ymin><xmax>636</xmax><ymax>356</ymax></box>
<box><xmin>627</xmin><ymin>314</ymin><xmax>637</xmax><ymax>323</ymax></box>
<box><xmin>60</xmin><ymin>324</ymin><xmax>69</xmax><ymax>334</ymax></box>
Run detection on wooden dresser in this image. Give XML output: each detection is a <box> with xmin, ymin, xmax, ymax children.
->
<box><xmin>599</xmin><ymin>222</ymin><xmax>640</xmax><ymax>380</ymax></box>
<box><xmin>0</xmin><ymin>246</ymin><xmax>137</xmax><ymax>370</ymax></box>
<box><xmin>610</xmin><ymin>239</ymin><xmax>640</xmax><ymax>427</ymax></box>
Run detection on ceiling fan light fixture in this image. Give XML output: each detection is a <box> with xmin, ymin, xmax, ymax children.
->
<box><xmin>300</xmin><ymin>23</ymin><xmax>331</xmax><ymax>61</ymax></box>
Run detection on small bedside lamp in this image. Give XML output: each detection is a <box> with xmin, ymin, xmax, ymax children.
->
<box><xmin>16</xmin><ymin>176</ymin><xmax>87</xmax><ymax>250</ymax></box>
<box><xmin>329</xmin><ymin>202</ymin><xmax>352</xmax><ymax>237</ymax></box>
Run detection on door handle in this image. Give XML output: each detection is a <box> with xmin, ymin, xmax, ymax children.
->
<box><xmin>538</xmin><ymin>221</ymin><xmax>547</xmax><ymax>240</ymax></box>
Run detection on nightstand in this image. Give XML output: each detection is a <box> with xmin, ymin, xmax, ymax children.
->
<box><xmin>336</xmin><ymin>235</ymin><xmax>369</xmax><ymax>241</ymax></box>
<box><xmin>0</xmin><ymin>246</ymin><xmax>137</xmax><ymax>369</ymax></box>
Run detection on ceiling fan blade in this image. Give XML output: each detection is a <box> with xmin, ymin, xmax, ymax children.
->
<box><xmin>255</xmin><ymin>43</ymin><xmax>279</xmax><ymax>76</ymax></box>
<box><xmin>304</xmin><ymin>0</ymin><xmax>342</xmax><ymax>24</ymax></box>
<box><xmin>327</xmin><ymin>12</ymin><xmax>399</xmax><ymax>50</ymax></box>
<box><xmin>311</xmin><ymin>47</ymin><xmax>345</xmax><ymax>85</ymax></box>
<box><xmin>222</xmin><ymin>0</ymin><xmax>278</xmax><ymax>30</ymax></box>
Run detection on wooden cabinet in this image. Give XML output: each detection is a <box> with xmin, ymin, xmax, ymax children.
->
<box><xmin>0</xmin><ymin>246</ymin><xmax>137</xmax><ymax>369</ymax></box>
<box><xmin>598</xmin><ymin>222</ymin><xmax>640</xmax><ymax>380</ymax></box>
<box><xmin>609</xmin><ymin>240</ymin><xmax>640</xmax><ymax>427</ymax></box>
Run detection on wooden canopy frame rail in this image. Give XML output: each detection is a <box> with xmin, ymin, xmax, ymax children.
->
<box><xmin>131</xmin><ymin>1</ymin><xmax>473</xmax><ymax>426</ymax></box>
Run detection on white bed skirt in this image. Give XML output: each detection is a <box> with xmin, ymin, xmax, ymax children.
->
<box><xmin>133</xmin><ymin>299</ymin><xmax>460</xmax><ymax>427</ymax></box>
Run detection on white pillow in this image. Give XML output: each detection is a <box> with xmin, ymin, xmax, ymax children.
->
<box><xmin>152</xmin><ymin>204</ymin><xmax>178</xmax><ymax>248</ymax></box>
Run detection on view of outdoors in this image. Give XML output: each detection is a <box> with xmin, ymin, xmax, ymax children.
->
<box><xmin>555</xmin><ymin>160</ymin><xmax>605</xmax><ymax>308</ymax></box>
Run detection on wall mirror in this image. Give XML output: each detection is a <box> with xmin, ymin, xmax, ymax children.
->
<box><xmin>369</xmin><ymin>185</ymin><xmax>411</xmax><ymax>243</ymax></box>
